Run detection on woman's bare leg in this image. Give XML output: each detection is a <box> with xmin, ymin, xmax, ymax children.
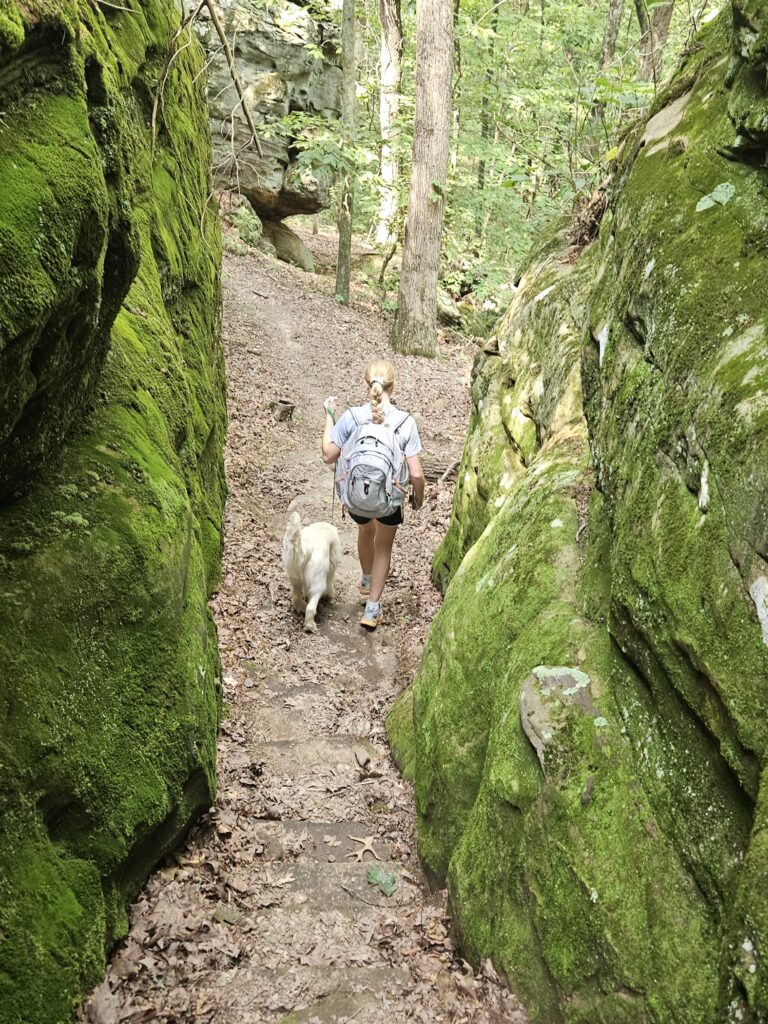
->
<box><xmin>369</xmin><ymin>522</ymin><xmax>398</xmax><ymax>603</ymax></box>
<box><xmin>357</xmin><ymin>519</ymin><xmax>375</xmax><ymax>576</ymax></box>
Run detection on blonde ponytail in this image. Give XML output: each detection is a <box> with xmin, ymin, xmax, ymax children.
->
<box><xmin>365</xmin><ymin>358</ymin><xmax>395</xmax><ymax>425</ymax></box>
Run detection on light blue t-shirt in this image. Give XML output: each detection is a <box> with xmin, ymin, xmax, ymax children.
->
<box><xmin>331</xmin><ymin>403</ymin><xmax>422</xmax><ymax>458</ymax></box>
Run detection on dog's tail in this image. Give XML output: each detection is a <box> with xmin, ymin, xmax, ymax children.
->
<box><xmin>284</xmin><ymin>510</ymin><xmax>302</xmax><ymax>546</ymax></box>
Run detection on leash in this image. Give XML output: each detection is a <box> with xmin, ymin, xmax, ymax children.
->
<box><xmin>325</xmin><ymin>400</ymin><xmax>337</xmax><ymax>521</ymax></box>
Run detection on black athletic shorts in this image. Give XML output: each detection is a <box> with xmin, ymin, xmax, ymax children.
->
<box><xmin>349</xmin><ymin>508</ymin><xmax>403</xmax><ymax>527</ymax></box>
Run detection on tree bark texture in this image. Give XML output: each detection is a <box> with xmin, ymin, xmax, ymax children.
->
<box><xmin>449</xmin><ymin>0</ymin><xmax>461</xmax><ymax>178</ymax></box>
<box><xmin>591</xmin><ymin>0</ymin><xmax>625</xmax><ymax>125</ymax></box>
<box><xmin>600</xmin><ymin>0</ymin><xmax>625</xmax><ymax>69</ymax></box>
<box><xmin>634</xmin><ymin>0</ymin><xmax>674</xmax><ymax>83</ymax></box>
<box><xmin>335</xmin><ymin>0</ymin><xmax>356</xmax><ymax>302</ymax></box>
<box><xmin>375</xmin><ymin>0</ymin><xmax>403</xmax><ymax>244</ymax></box>
<box><xmin>391</xmin><ymin>0</ymin><xmax>454</xmax><ymax>357</ymax></box>
<box><xmin>476</xmin><ymin>0</ymin><xmax>500</xmax><ymax>236</ymax></box>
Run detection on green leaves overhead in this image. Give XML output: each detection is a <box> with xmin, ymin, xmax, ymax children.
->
<box><xmin>285</xmin><ymin>0</ymin><xmax>711</xmax><ymax>311</ymax></box>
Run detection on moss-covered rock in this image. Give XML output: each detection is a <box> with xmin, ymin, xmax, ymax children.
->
<box><xmin>392</xmin><ymin>6</ymin><xmax>768</xmax><ymax>1022</ymax></box>
<box><xmin>0</xmin><ymin>3</ymin><xmax>225</xmax><ymax>1021</ymax></box>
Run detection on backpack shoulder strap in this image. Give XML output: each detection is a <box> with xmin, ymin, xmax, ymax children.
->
<box><xmin>392</xmin><ymin>411</ymin><xmax>411</xmax><ymax>435</ymax></box>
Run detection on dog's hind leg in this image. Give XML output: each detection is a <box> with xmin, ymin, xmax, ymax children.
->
<box><xmin>291</xmin><ymin>584</ymin><xmax>306</xmax><ymax>614</ymax></box>
<box><xmin>325</xmin><ymin>536</ymin><xmax>342</xmax><ymax>599</ymax></box>
<box><xmin>303</xmin><ymin>592</ymin><xmax>321</xmax><ymax>633</ymax></box>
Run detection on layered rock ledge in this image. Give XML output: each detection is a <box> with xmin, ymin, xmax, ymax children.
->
<box><xmin>198</xmin><ymin>0</ymin><xmax>341</xmax><ymax>220</ymax></box>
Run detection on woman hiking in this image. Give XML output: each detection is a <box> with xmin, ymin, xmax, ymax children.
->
<box><xmin>321</xmin><ymin>358</ymin><xmax>425</xmax><ymax>631</ymax></box>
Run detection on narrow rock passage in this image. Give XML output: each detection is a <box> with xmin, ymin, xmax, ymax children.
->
<box><xmin>83</xmin><ymin>236</ymin><xmax>526</xmax><ymax>1024</ymax></box>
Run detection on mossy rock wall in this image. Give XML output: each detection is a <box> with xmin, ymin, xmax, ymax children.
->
<box><xmin>391</xmin><ymin>6</ymin><xmax>768</xmax><ymax>1023</ymax></box>
<box><xmin>0</xmin><ymin>4</ymin><xmax>226</xmax><ymax>1022</ymax></box>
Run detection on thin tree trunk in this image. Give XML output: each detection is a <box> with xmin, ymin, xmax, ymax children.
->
<box><xmin>449</xmin><ymin>0</ymin><xmax>461</xmax><ymax>178</ymax></box>
<box><xmin>335</xmin><ymin>0</ymin><xmax>356</xmax><ymax>303</ymax></box>
<box><xmin>634</xmin><ymin>0</ymin><xmax>674</xmax><ymax>83</ymax></box>
<box><xmin>390</xmin><ymin>0</ymin><xmax>454</xmax><ymax>357</ymax></box>
<box><xmin>600</xmin><ymin>0</ymin><xmax>625</xmax><ymax>69</ymax></box>
<box><xmin>374</xmin><ymin>0</ymin><xmax>403</xmax><ymax>244</ymax></box>
<box><xmin>476</xmin><ymin>2</ymin><xmax>499</xmax><ymax>236</ymax></box>
<box><xmin>591</xmin><ymin>0</ymin><xmax>625</xmax><ymax>127</ymax></box>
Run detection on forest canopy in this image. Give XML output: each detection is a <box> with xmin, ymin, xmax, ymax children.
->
<box><xmin>271</xmin><ymin>0</ymin><xmax>717</xmax><ymax>314</ymax></box>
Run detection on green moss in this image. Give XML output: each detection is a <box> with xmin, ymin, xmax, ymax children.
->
<box><xmin>386</xmin><ymin>684</ymin><xmax>417</xmax><ymax>779</ymax></box>
<box><xmin>400</xmin><ymin>15</ymin><xmax>768</xmax><ymax>1014</ymax></box>
<box><xmin>0</xmin><ymin>2</ymin><xmax>225</xmax><ymax>1020</ymax></box>
<box><xmin>0</xmin><ymin>1</ymin><xmax>23</xmax><ymax>51</ymax></box>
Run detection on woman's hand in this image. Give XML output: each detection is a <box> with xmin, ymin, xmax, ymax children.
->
<box><xmin>321</xmin><ymin>397</ymin><xmax>341</xmax><ymax>465</ymax></box>
<box><xmin>407</xmin><ymin>455</ymin><xmax>425</xmax><ymax>510</ymax></box>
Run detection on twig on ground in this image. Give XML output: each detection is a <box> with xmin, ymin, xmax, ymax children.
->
<box><xmin>439</xmin><ymin>459</ymin><xmax>460</xmax><ymax>484</ymax></box>
<box><xmin>340</xmin><ymin>883</ymin><xmax>389</xmax><ymax>908</ymax></box>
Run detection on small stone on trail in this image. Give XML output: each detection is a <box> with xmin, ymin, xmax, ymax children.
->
<box><xmin>213</xmin><ymin>904</ymin><xmax>246</xmax><ymax>926</ymax></box>
<box><xmin>270</xmin><ymin>399</ymin><xmax>295</xmax><ymax>422</ymax></box>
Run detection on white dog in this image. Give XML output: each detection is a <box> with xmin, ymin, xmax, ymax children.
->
<box><xmin>281</xmin><ymin>511</ymin><xmax>341</xmax><ymax>633</ymax></box>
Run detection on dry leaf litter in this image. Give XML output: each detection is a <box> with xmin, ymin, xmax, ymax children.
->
<box><xmin>79</xmin><ymin>226</ymin><xmax>527</xmax><ymax>1024</ymax></box>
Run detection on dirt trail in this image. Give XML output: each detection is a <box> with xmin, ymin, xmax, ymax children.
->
<box><xmin>82</xmin><ymin>234</ymin><xmax>526</xmax><ymax>1024</ymax></box>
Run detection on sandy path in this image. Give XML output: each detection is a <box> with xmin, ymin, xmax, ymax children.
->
<box><xmin>81</xmin><ymin>238</ymin><xmax>526</xmax><ymax>1024</ymax></box>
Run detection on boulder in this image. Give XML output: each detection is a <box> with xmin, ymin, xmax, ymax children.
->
<box><xmin>0</xmin><ymin>4</ymin><xmax>226</xmax><ymax>1021</ymax></box>
<box><xmin>436</xmin><ymin>287</ymin><xmax>462</xmax><ymax>326</ymax></box>
<box><xmin>261</xmin><ymin>219</ymin><xmax>315</xmax><ymax>271</ymax></box>
<box><xmin>389</xmin><ymin>8</ymin><xmax>768</xmax><ymax>1021</ymax></box>
<box><xmin>198</xmin><ymin>0</ymin><xmax>341</xmax><ymax>219</ymax></box>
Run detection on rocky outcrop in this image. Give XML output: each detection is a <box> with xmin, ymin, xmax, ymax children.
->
<box><xmin>198</xmin><ymin>0</ymin><xmax>341</xmax><ymax>219</ymax></box>
<box><xmin>0</xmin><ymin>4</ymin><xmax>225</xmax><ymax>1022</ymax></box>
<box><xmin>390</xmin><ymin>7</ymin><xmax>768</xmax><ymax>1022</ymax></box>
<box><xmin>261</xmin><ymin>218</ymin><xmax>315</xmax><ymax>271</ymax></box>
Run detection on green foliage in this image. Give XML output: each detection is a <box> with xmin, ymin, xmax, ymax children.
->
<box><xmin>296</xmin><ymin>0</ymin><xmax>716</xmax><ymax>329</ymax></box>
<box><xmin>367</xmin><ymin>865</ymin><xmax>399</xmax><ymax>897</ymax></box>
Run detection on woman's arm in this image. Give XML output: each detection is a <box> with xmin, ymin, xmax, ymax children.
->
<box><xmin>407</xmin><ymin>455</ymin><xmax>425</xmax><ymax>509</ymax></box>
<box><xmin>321</xmin><ymin>397</ymin><xmax>341</xmax><ymax>465</ymax></box>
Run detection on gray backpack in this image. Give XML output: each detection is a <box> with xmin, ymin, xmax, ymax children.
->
<box><xmin>336</xmin><ymin>408</ymin><xmax>411</xmax><ymax>519</ymax></box>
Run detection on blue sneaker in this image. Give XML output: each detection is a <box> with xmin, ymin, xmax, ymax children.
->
<box><xmin>358</xmin><ymin>574</ymin><xmax>371</xmax><ymax>596</ymax></box>
<box><xmin>360</xmin><ymin>600</ymin><xmax>382</xmax><ymax>630</ymax></box>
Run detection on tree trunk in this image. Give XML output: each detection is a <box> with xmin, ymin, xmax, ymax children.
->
<box><xmin>634</xmin><ymin>0</ymin><xmax>674</xmax><ymax>83</ymax></box>
<box><xmin>449</xmin><ymin>0</ymin><xmax>461</xmax><ymax>178</ymax></box>
<box><xmin>374</xmin><ymin>0</ymin><xmax>403</xmax><ymax>244</ymax></box>
<box><xmin>335</xmin><ymin>0</ymin><xmax>356</xmax><ymax>302</ymax></box>
<box><xmin>600</xmin><ymin>0</ymin><xmax>625</xmax><ymax>69</ymax></box>
<box><xmin>591</xmin><ymin>0</ymin><xmax>625</xmax><ymax>127</ymax></box>
<box><xmin>476</xmin><ymin>2</ymin><xmax>499</xmax><ymax>236</ymax></box>
<box><xmin>390</xmin><ymin>0</ymin><xmax>454</xmax><ymax>357</ymax></box>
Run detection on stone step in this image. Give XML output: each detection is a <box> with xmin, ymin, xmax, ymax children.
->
<box><xmin>248</xmin><ymin>858</ymin><xmax>416</xmax><ymax>914</ymax></box>
<box><xmin>257</xmin><ymin>735</ymin><xmax>378</xmax><ymax>776</ymax></box>
<box><xmin>213</xmin><ymin>964</ymin><xmax>413</xmax><ymax>1023</ymax></box>
<box><xmin>265</xmin><ymin>818</ymin><xmax>403</xmax><ymax>864</ymax></box>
